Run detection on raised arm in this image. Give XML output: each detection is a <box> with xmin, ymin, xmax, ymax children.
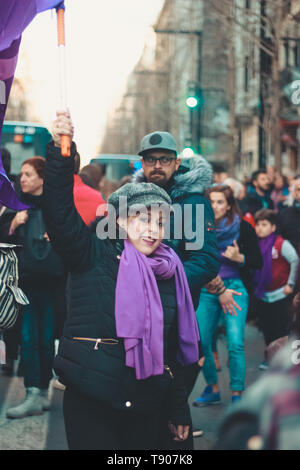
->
<box><xmin>43</xmin><ymin>113</ymin><xmax>93</xmax><ymax>272</ymax></box>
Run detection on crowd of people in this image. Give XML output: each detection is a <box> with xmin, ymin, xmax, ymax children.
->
<box><xmin>1</xmin><ymin>110</ymin><xmax>300</xmax><ymax>450</ymax></box>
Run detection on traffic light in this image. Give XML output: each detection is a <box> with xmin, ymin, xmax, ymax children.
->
<box><xmin>186</xmin><ymin>96</ymin><xmax>198</xmax><ymax>108</ymax></box>
<box><xmin>182</xmin><ymin>146</ymin><xmax>194</xmax><ymax>158</ymax></box>
<box><xmin>182</xmin><ymin>138</ymin><xmax>195</xmax><ymax>158</ymax></box>
<box><xmin>186</xmin><ymin>81</ymin><xmax>200</xmax><ymax>108</ymax></box>
<box><xmin>186</xmin><ymin>82</ymin><xmax>198</xmax><ymax>108</ymax></box>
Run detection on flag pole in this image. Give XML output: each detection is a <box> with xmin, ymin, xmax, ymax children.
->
<box><xmin>56</xmin><ymin>6</ymin><xmax>70</xmax><ymax>157</ymax></box>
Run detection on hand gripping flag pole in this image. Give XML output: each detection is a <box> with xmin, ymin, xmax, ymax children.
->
<box><xmin>56</xmin><ymin>6</ymin><xmax>71</xmax><ymax>157</ymax></box>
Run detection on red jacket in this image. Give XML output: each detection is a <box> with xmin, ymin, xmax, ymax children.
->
<box><xmin>266</xmin><ymin>235</ymin><xmax>290</xmax><ymax>291</ymax></box>
<box><xmin>73</xmin><ymin>175</ymin><xmax>105</xmax><ymax>226</ymax></box>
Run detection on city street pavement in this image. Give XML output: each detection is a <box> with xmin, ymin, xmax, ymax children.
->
<box><xmin>191</xmin><ymin>323</ymin><xmax>265</xmax><ymax>450</ymax></box>
<box><xmin>0</xmin><ymin>324</ymin><xmax>265</xmax><ymax>450</ymax></box>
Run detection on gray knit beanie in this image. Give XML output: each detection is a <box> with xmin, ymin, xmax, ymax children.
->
<box><xmin>107</xmin><ymin>182</ymin><xmax>172</xmax><ymax>217</ymax></box>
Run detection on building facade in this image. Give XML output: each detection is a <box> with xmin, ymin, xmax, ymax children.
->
<box><xmin>99</xmin><ymin>0</ymin><xmax>300</xmax><ymax>178</ymax></box>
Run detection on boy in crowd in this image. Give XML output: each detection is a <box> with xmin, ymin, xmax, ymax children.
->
<box><xmin>253</xmin><ymin>209</ymin><xmax>299</xmax><ymax>369</ymax></box>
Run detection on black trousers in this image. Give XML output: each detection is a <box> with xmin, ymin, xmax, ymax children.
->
<box><xmin>3</xmin><ymin>310</ymin><xmax>22</xmax><ymax>360</ymax></box>
<box><xmin>254</xmin><ymin>296</ymin><xmax>292</xmax><ymax>346</ymax></box>
<box><xmin>63</xmin><ymin>386</ymin><xmax>192</xmax><ymax>451</ymax></box>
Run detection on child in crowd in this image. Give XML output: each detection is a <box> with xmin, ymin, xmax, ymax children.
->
<box><xmin>254</xmin><ymin>209</ymin><xmax>299</xmax><ymax>369</ymax></box>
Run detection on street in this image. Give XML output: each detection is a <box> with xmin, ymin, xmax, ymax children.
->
<box><xmin>191</xmin><ymin>323</ymin><xmax>265</xmax><ymax>450</ymax></box>
<box><xmin>0</xmin><ymin>324</ymin><xmax>265</xmax><ymax>450</ymax></box>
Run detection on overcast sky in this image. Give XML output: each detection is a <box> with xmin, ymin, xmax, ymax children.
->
<box><xmin>15</xmin><ymin>0</ymin><xmax>164</xmax><ymax>164</ymax></box>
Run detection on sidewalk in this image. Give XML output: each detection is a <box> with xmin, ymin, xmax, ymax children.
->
<box><xmin>190</xmin><ymin>324</ymin><xmax>265</xmax><ymax>450</ymax></box>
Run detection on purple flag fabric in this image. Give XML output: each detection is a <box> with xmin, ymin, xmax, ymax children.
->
<box><xmin>0</xmin><ymin>0</ymin><xmax>64</xmax><ymax>210</ymax></box>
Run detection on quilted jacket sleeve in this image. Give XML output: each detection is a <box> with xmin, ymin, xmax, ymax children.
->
<box><xmin>179</xmin><ymin>194</ymin><xmax>220</xmax><ymax>290</ymax></box>
<box><xmin>43</xmin><ymin>141</ymin><xmax>95</xmax><ymax>273</ymax></box>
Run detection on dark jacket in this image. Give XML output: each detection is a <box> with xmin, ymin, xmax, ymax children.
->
<box><xmin>236</xmin><ymin>219</ymin><xmax>263</xmax><ymax>293</ymax></box>
<box><xmin>132</xmin><ymin>157</ymin><xmax>220</xmax><ymax>307</ymax></box>
<box><xmin>242</xmin><ymin>188</ymin><xmax>274</xmax><ymax>216</ymax></box>
<box><xmin>43</xmin><ymin>142</ymin><xmax>191</xmax><ymax>424</ymax></box>
<box><xmin>277</xmin><ymin>203</ymin><xmax>300</xmax><ymax>254</ymax></box>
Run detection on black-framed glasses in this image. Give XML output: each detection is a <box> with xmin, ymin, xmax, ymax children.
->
<box><xmin>143</xmin><ymin>156</ymin><xmax>176</xmax><ymax>167</ymax></box>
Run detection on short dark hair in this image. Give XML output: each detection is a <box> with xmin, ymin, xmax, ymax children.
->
<box><xmin>212</xmin><ymin>163</ymin><xmax>227</xmax><ymax>173</ymax></box>
<box><xmin>251</xmin><ymin>169</ymin><xmax>267</xmax><ymax>184</ymax></box>
<box><xmin>254</xmin><ymin>209</ymin><xmax>277</xmax><ymax>226</ymax></box>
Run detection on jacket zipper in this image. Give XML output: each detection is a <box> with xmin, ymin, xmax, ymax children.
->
<box><xmin>72</xmin><ymin>337</ymin><xmax>119</xmax><ymax>350</ymax></box>
<box><xmin>164</xmin><ymin>365</ymin><xmax>174</xmax><ymax>379</ymax></box>
<box><xmin>73</xmin><ymin>337</ymin><xmax>174</xmax><ymax>379</ymax></box>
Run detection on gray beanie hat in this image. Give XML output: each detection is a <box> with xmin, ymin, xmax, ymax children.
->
<box><xmin>107</xmin><ymin>182</ymin><xmax>172</xmax><ymax>216</ymax></box>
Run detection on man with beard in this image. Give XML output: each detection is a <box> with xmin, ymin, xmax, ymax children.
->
<box><xmin>242</xmin><ymin>169</ymin><xmax>274</xmax><ymax>216</ymax></box>
<box><xmin>133</xmin><ymin>131</ymin><xmax>222</xmax><ymax>309</ymax></box>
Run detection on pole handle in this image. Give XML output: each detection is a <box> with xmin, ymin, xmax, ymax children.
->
<box><xmin>57</xmin><ymin>8</ymin><xmax>70</xmax><ymax>157</ymax></box>
<box><xmin>61</xmin><ymin>135</ymin><xmax>71</xmax><ymax>158</ymax></box>
<box><xmin>57</xmin><ymin>8</ymin><xmax>65</xmax><ymax>46</ymax></box>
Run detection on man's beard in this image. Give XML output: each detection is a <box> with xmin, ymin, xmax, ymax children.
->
<box><xmin>147</xmin><ymin>171</ymin><xmax>168</xmax><ymax>187</ymax></box>
<box><xmin>258</xmin><ymin>185</ymin><xmax>269</xmax><ymax>194</ymax></box>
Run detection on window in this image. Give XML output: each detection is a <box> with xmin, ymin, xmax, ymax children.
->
<box><xmin>284</xmin><ymin>41</ymin><xmax>289</xmax><ymax>68</ymax></box>
<box><xmin>294</xmin><ymin>40</ymin><xmax>300</xmax><ymax>67</ymax></box>
<box><xmin>244</xmin><ymin>56</ymin><xmax>250</xmax><ymax>92</ymax></box>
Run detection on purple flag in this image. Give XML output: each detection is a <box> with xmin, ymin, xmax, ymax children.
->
<box><xmin>0</xmin><ymin>0</ymin><xmax>64</xmax><ymax>210</ymax></box>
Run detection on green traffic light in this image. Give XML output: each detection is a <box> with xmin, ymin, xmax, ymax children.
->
<box><xmin>186</xmin><ymin>96</ymin><xmax>198</xmax><ymax>108</ymax></box>
<box><xmin>182</xmin><ymin>147</ymin><xmax>194</xmax><ymax>158</ymax></box>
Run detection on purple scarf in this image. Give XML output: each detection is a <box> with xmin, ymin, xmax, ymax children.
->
<box><xmin>115</xmin><ymin>240</ymin><xmax>200</xmax><ymax>380</ymax></box>
<box><xmin>254</xmin><ymin>233</ymin><xmax>276</xmax><ymax>299</ymax></box>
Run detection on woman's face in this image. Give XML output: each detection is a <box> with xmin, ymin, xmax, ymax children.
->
<box><xmin>274</xmin><ymin>173</ymin><xmax>284</xmax><ymax>189</ymax></box>
<box><xmin>20</xmin><ymin>164</ymin><xmax>44</xmax><ymax>196</ymax></box>
<box><xmin>209</xmin><ymin>191</ymin><xmax>231</xmax><ymax>222</ymax></box>
<box><xmin>118</xmin><ymin>207</ymin><xmax>166</xmax><ymax>256</ymax></box>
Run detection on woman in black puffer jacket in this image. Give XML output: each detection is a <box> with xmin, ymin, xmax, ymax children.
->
<box><xmin>42</xmin><ymin>112</ymin><xmax>200</xmax><ymax>451</ymax></box>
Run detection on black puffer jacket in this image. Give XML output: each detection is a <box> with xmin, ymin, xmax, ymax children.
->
<box><xmin>43</xmin><ymin>142</ymin><xmax>191</xmax><ymax>424</ymax></box>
